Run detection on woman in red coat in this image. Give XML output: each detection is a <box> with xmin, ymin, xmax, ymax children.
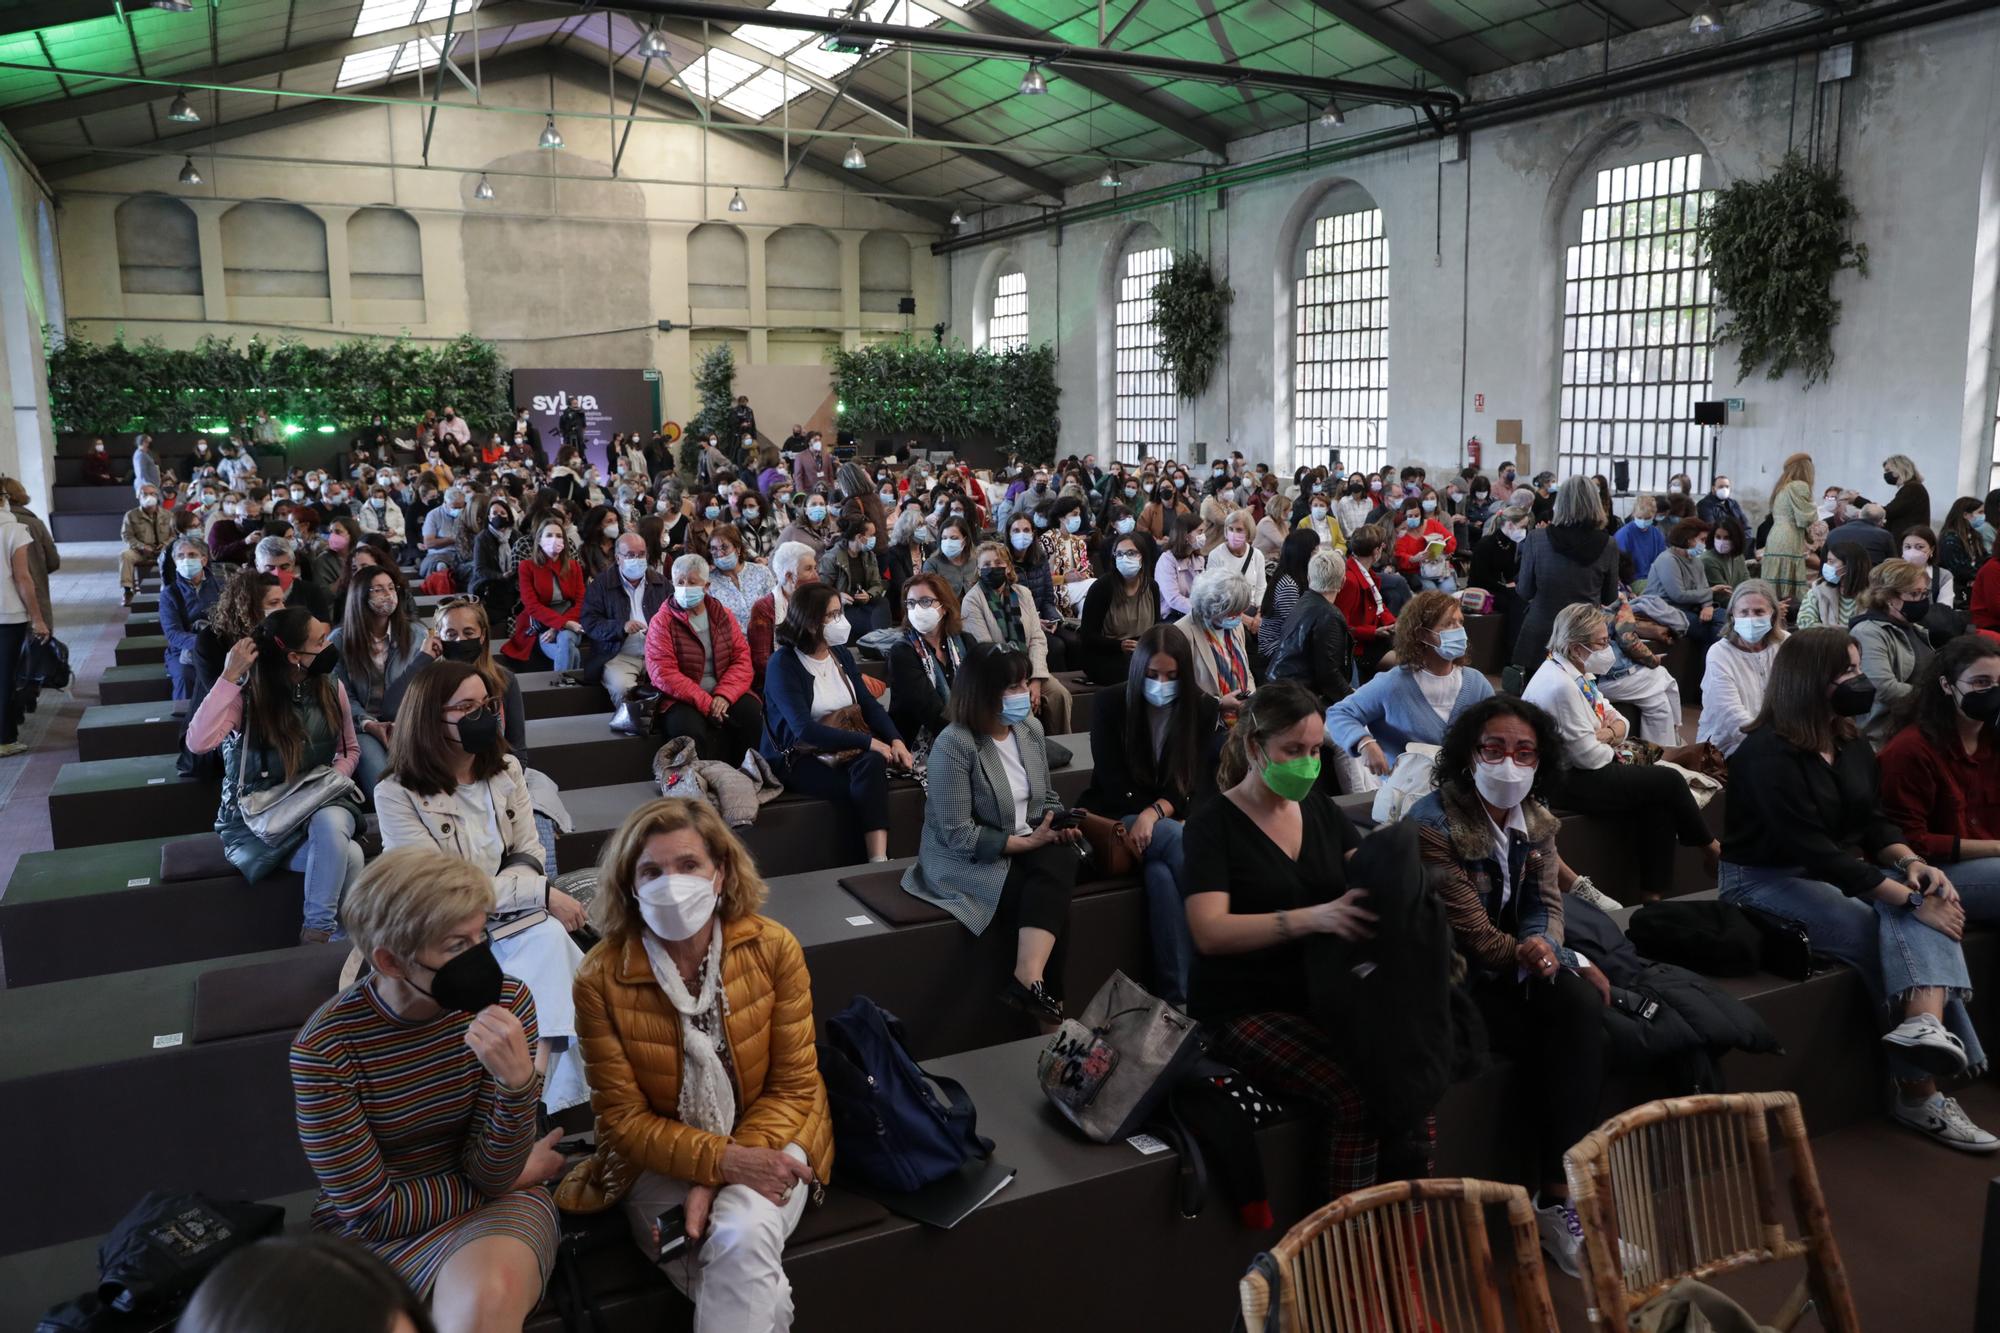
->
<box><xmin>644</xmin><ymin>553</ymin><xmax>766</xmax><ymax>761</ymax></box>
<box><xmin>1390</xmin><ymin>493</ymin><xmax>1458</xmax><ymax>592</ymax></box>
<box><xmin>504</xmin><ymin>518</ymin><xmax>586</xmax><ymax>670</ymax></box>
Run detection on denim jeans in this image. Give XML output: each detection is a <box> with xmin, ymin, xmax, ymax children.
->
<box><xmin>1939</xmin><ymin>856</ymin><xmax>2000</xmax><ymax>927</ymax></box>
<box><xmin>1124</xmin><ymin>813</ymin><xmax>1192</xmax><ymax>1006</ymax></box>
<box><xmin>536</xmin><ymin>813</ymin><xmax>559</xmax><ymax>878</ymax></box>
<box><xmin>1417</xmin><ymin>573</ymin><xmax>1458</xmax><ymax>594</ymax></box>
<box><xmin>542</xmin><ymin>629</ymin><xmax>581</xmax><ymax>673</ymax></box>
<box><xmin>354</xmin><ymin>731</ymin><xmax>391</xmax><ymax>796</ymax></box>
<box><xmin>290</xmin><ymin>804</ymin><xmax>363</xmax><ymax>937</ymax></box>
<box><xmin>1719</xmin><ymin>861</ymin><xmax>1985</xmax><ymax>1078</ymax></box>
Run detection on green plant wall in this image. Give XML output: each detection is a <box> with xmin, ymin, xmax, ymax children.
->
<box><xmin>830</xmin><ymin>339</ymin><xmax>1060</xmax><ymax>462</ymax></box>
<box><xmin>45</xmin><ymin>331</ymin><xmax>510</xmax><ymax>434</ymax></box>
<box><xmin>1151</xmin><ymin>250</ymin><xmax>1233</xmax><ymax>401</ymax></box>
<box><xmin>683</xmin><ymin>343</ymin><xmax>737</xmax><ymax>477</ymax></box>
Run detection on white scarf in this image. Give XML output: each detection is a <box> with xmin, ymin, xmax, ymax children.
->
<box><xmin>640</xmin><ymin>927</ymin><xmax>736</xmax><ymax>1137</ymax></box>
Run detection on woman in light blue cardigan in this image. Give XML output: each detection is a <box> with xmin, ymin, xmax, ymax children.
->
<box><xmin>902</xmin><ymin>645</ymin><xmax>1082</xmax><ymax>1024</ymax></box>
<box><xmin>1326</xmin><ymin>589</ymin><xmax>1494</xmax><ymax>777</ymax></box>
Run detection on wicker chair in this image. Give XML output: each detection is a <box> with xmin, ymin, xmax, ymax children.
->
<box><xmin>1237</xmin><ymin>1178</ymin><xmax>1559</xmax><ymax>1332</ymax></box>
<box><xmin>1563</xmin><ymin>1091</ymin><xmax>1860</xmax><ymax>1332</ymax></box>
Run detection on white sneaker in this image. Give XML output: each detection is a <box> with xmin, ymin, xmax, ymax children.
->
<box><xmin>1893</xmin><ymin>1092</ymin><xmax>2000</xmax><ymax>1153</ymax></box>
<box><xmin>1883</xmin><ymin>1013</ymin><xmax>1970</xmax><ymax>1078</ymax></box>
<box><xmin>1570</xmin><ymin>876</ymin><xmax>1623</xmax><ymax>912</ymax></box>
<box><xmin>1536</xmin><ymin>1199</ymin><xmax>1585</xmax><ymax>1278</ymax></box>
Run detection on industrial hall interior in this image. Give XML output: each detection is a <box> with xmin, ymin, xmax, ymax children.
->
<box><xmin>5</xmin><ymin>0</ymin><xmax>2000</xmax><ymax>1328</ymax></box>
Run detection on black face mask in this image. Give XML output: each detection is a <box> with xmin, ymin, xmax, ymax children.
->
<box><xmin>1831</xmin><ymin>677</ymin><xmax>1877</xmax><ymax>717</ymax></box>
<box><xmin>440</xmin><ymin>638</ymin><xmax>485</xmax><ymax>664</ymax></box>
<box><xmin>454</xmin><ymin>704</ymin><xmax>503</xmax><ymax>754</ymax></box>
<box><xmin>1960</xmin><ymin>685</ymin><xmax>2000</xmax><ymax>724</ymax></box>
<box><xmin>1884</xmin><ymin>471</ymin><xmax>1899</xmax><ymax>488</ymax></box>
<box><xmin>979</xmin><ymin>567</ymin><xmax>1011</xmax><ymax>591</ymax></box>
<box><xmin>1902</xmin><ymin>598</ymin><xmax>1932</xmax><ymax>623</ymax></box>
<box><xmin>298</xmin><ymin>646</ymin><xmax>338</xmax><ymax>676</ymax></box>
<box><xmin>411</xmin><ymin>939</ymin><xmax>503</xmax><ymax>1014</ymax></box>
<box><xmin>490</xmin><ymin>513</ymin><xmax>513</xmax><ymax>530</ymax></box>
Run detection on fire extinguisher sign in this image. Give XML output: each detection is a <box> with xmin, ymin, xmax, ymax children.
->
<box><xmin>1473</xmin><ymin>393</ymin><xmax>1486</xmax><ymax>412</ymax></box>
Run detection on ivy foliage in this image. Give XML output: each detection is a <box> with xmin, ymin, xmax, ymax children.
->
<box><xmin>1151</xmin><ymin>250</ymin><xmax>1233</xmax><ymax>401</ymax></box>
<box><xmin>44</xmin><ymin>330</ymin><xmax>509</xmax><ymax>433</ymax></box>
<box><xmin>684</xmin><ymin>343</ymin><xmax>737</xmax><ymax>476</ymax></box>
<box><xmin>1697</xmin><ymin>152</ymin><xmax>1868</xmax><ymax>388</ymax></box>
<box><xmin>829</xmin><ymin>338</ymin><xmax>1060</xmax><ymax>463</ymax></box>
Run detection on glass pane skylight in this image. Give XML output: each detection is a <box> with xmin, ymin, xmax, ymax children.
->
<box><xmin>678</xmin><ymin>0</ymin><xmax>947</xmax><ymax>122</ymax></box>
<box><xmin>718</xmin><ymin>67</ymin><xmax>811</xmax><ymax>117</ymax></box>
<box><xmin>678</xmin><ymin>48</ymin><xmax>765</xmax><ymax>102</ymax></box>
<box><xmin>335</xmin><ymin>33</ymin><xmax>456</xmax><ymax>88</ymax></box>
<box><xmin>352</xmin><ymin>0</ymin><xmax>476</xmax><ymax>39</ymax></box>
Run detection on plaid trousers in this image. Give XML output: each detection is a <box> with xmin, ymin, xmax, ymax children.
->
<box><xmin>1215</xmin><ymin>1010</ymin><xmax>1436</xmax><ymax>1201</ymax></box>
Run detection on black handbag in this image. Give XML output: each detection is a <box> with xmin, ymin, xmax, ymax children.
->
<box><xmin>1739</xmin><ymin>903</ymin><xmax>1817</xmax><ymax>982</ymax></box>
<box><xmin>608</xmin><ymin>683</ymin><xmax>662</xmax><ymax>736</ymax></box>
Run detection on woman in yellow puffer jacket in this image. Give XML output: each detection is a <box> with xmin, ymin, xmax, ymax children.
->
<box><xmin>557</xmin><ymin>797</ymin><xmax>832</xmax><ymax>1333</ymax></box>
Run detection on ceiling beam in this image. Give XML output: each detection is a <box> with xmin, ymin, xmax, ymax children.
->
<box><xmin>0</xmin><ymin>2</ymin><xmax>123</xmax><ymax>43</ymax></box>
<box><xmin>2</xmin><ymin>0</ymin><xmax>552</xmax><ymax>132</ymax></box>
<box><xmin>671</xmin><ymin>21</ymin><xmax>1067</xmax><ymax>197</ymax></box>
<box><xmin>39</xmin><ymin>96</ymin><xmax>336</xmax><ymax>182</ymax></box>
<box><xmin>1295</xmin><ymin>0</ymin><xmax>1470</xmax><ymax>94</ymax></box>
<box><xmin>837</xmin><ymin>0</ymin><xmax>1233</xmax><ymax>157</ymax></box>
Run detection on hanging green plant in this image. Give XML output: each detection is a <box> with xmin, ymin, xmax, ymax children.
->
<box><xmin>684</xmin><ymin>343</ymin><xmax>737</xmax><ymax>476</ymax></box>
<box><xmin>1151</xmin><ymin>250</ymin><xmax>1233</xmax><ymax>401</ymax></box>
<box><xmin>1696</xmin><ymin>151</ymin><xmax>1868</xmax><ymax>389</ymax></box>
<box><xmin>829</xmin><ymin>338</ymin><xmax>1060</xmax><ymax>462</ymax></box>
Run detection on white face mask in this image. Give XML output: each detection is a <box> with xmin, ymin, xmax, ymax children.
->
<box><xmin>619</xmin><ymin>557</ymin><xmax>649</xmax><ymax>582</ymax></box>
<box><xmin>1473</xmin><ymin>758</ymin><xmax>1536</xmax><ymax>811</ymax></box>
<box><xmin>634</xmin><ymin>871</ymin><xmax>718</xmax><ymax>942</ymax></box>
<box><xmin>1581</xmin><ymin>645</ymin><xmax>1615</xmax><ymax>676</ymax></box>
<box><xmin>674</xmin><ymin>585</ymin><xmax>706</xmax><ymax>610</ymax></box>
<box><xmin>823</xmin><ymin>614</ymin><xmax>852</xmax><ymax>647</ymax></box>
<box><xmin>906</xmin><ymin>604</ymin><xmax>943</xmax><ymax>635</ymax></box>
<box><xmin>1903</xmin><ymin>547</ymin><xmax>1929</xmax><ymax>567</ymax></box>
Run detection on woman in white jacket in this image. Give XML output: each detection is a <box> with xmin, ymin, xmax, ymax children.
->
<box><xmin>355</xmin><ymin>480</ymin><xmax>408</xmax><ymax>547</ymax></box>
<box><xmin>1697</xmin><ymin>580</ymin><xmax>1787</xmax><ymax>757</ymax></box>
<box><xmin>376</xmin><ymin>658</ymin><xmax>591</xmax><ymax>1111</ymax></box>
<box><xmin>1521</xmin><ymin>602</ymin><xmax>1719</xmax><ymax>902</ymax></box>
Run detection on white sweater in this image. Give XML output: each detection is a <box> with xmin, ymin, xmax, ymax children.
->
<box><xmin>1696</xmin><ymin>638</ymin><xmax>1778</xmax><ymax>756</ymax></box>
<box><xmin>1521</xmin><ymin>655</ymin><xmax>1619</xmax><ymax>770</ymax></box>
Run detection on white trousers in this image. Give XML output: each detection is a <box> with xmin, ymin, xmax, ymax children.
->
<box><xmin>1597</xmin><ymin>664</ymin><xmax>1683</xmax><ymax>746</ymax></box>
<box><xmin>622</xmin><ymin>1143</ymin><xmax>810</xmax><ymax>1333</ymax></box>
<box><xmin>601</xmin><ymin>651</ymin><xmax>647</xmax><ymax>708</ymax></box>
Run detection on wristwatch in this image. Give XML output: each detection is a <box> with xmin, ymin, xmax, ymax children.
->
<box><xmin>1905</xmin><ymin>888</ymin><xmax>1925</xmax><ymax>910</ymax></box>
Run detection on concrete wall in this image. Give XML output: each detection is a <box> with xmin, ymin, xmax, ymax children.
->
<box><xmin>51</xmin><ymin>68</ymin><xmax>942</xmax><ymax>428</ymax></box>
<box><xmin>0</xmin><ymin>132</ymin><xmax>58</xmax><ymax>508</ymax></box>
<box><xmin>944</xmin><ymin>0</ymin><xmax>2000</xmax><ymax>518</ymax></box>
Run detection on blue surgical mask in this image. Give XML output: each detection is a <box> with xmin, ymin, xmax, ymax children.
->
<box><xmin>1405</xmin><ymin>514</ymin><xmax>1422</xmax><ymax>529</ymax></box>
<box><xmin>674</xmin><ymin>585</ymin><xmax>705</xmax><ymax>609</ymax></box>
<box><xmin>1032</xmin><ymin>512</ymin><xmax>1049</xmax><ymax>528</ymax></box>
<box><xmin>879</xmin><ymin>491</ymin><xmax>895</xmax><ymax>506</ymax></box>
<box><xmin>1823</xmin><ymin>561</ymin><xmax>1841</xmax><ymax>583</ymax></box>
<box><xmin>704</xmin><ymin>505</ymin><xmax>720</xmax><ymax>519</ymax></box>
<box><xmin>807</xmin><ymin>504</ymin><xmax>827</xmax><ymax>523</ymax></box>
<box><xmin>619</xmin><ymin>557</ymin><xmax>649</xmax><ymax>582</ymax></box>
<box><xmin>1432</xmin><ymin>627</ymin><xmax>1468</xmax><ymax>660</ymax></box>
<box><xmin>1063</xmin><ymin>515</ymin><xmax>1083</xmax><ymax>534</ymax></box>
<box><xmin>940</xmin><ymin>536</ymin><xmax>965</xmax><ymax>558</ymax></box>
<box><xmin>1975</xmin><ymin>514</ymin><xmax>1991</xmax><ymax>531</ymax></box>
<box><xmin>714</xmin><ymin>553</ymin><xmax>738</xmax><ymax>571</ymax></box>
<box><xmin>1311</xmin><ymin>504</ymin><xmax>1328</xmax><ymax>519</ymax></box>
<box><xmin>742</xmin><ymin>509</ymin><xmax>759</xmax><ymax>523</ymax></box>
<box><xmin>1421</xmin><ymin>498</ymin><xmax>1437</xmax><ymax>512</ymax></box>
<box><xmin>1011</xmin><ymin>531</ymin><xmax>1034</xmax><ymax>551</ymax></box>
<box><xmin>862</xmin><ymin>536</ymin><xmax>877</xmax><ymax>552</ymax></box>
<box><xmin>1115</xmin><ymin>552</ymin><xmax>1143</xmax><ymax>577</ymax></box>
<box><xmin>1734</xmin><ymin>615</ymin><xmax>1773</xmax><ymax>643</ymax></box>
<box><xmin>1216</xmin><ymin>616</ymin><xmax>1242</xmax><ymax>632</ymax></box>
<box><xmin>1631</xmin><ymin>516</ymin><xmax>1653</xmax><ymax>530</ymax></box>
<box><xmin>1142</xmin><ymin>677</ymin><xmax>1179</xmax><ymax>708</ymax></box>
<box><xmin>1115</xmin><ymin>516</ymin><xmax>1137</xmax><ymax>534</ymax></box>
<box><xmin>1000</xmin><ymin>690</ymin><xmax>1033</xmax><ymax>725</ymax></box>
<box><xmin>175</xmin><ymin>557</ymin><xmax>205</xmax><ymax>581</ymax></box>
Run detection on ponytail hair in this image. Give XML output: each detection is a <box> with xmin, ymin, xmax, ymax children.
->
<box><xmin>1215</xmin><ymin>680</ymin><xmax>1323</xmax><ymax>789</ymax></box>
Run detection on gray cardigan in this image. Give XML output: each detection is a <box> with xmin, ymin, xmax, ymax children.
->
<box><xmin>901</xmin><ymin>719</ymin><xmax>1059</xmax><ymax>934</ymax></box>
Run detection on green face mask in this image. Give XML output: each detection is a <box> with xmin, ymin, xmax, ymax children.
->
<box><xmin>1259</xmin><ymin>751</ymin><xmax>1321</xmax><ymax>802</ymax></box>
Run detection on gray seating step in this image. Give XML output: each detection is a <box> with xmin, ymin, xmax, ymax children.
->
<box><xmin>98</xmin><ymin>664</ymin><xmax>174</xmax><ymax>705</ymax></box>
<box><xmin>51</xmin><ymin>512</ymin><xmax>122</xmax><ymax>543</ymax></box>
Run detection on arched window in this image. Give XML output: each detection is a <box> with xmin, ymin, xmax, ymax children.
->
<box><xmin>347</xmin><ymin>207</ymin><xmax>423</xmax><ymax>300</ymax></box>
<box><xmin>1114</xmin><ymin>243</ymin><xmax>1173</xmax><ymax>464</ymax></box>
<box><xmin>115</xmin><ymin>195</ymin><xmax>202</xmax><ymax>295</ymax></box>
<box><xmin>220</xmin><ymin>201</ymin><xmax>329</xmax><ymax>298</ymax></box>
<box><xmin>1558</xmin><ymin>151</ymin><xmax>1713</xmax><ymax>493</ymax></box>
<box><xmin>1294</xmin><ymin>203</ymin><xmax>1387</xmax><ymax>475</ymax></box>
<box><xmin>766</xmin><ymin>225</ymin><xmax>839</xmax><ymax>311</ymax></box>
<box><xmin>987</xmin><ymin>269</ymin><xmax>1027</xmax><ymax>353</ymax></box>
<box><xmin>687</xmin><ymin>224</ymin><xmax>748</xmax><ymax>310</ymax></box>
<box><xmin>859</xmin><ymin>231</ymin><xmax>912</xmax><ymax>315</ymax></box>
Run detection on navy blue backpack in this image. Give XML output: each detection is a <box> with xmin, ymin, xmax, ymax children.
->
<box><xmin>817</xmin><ymin>996</ymin><xmax>993</xmax><ymax>1194</ymax></box>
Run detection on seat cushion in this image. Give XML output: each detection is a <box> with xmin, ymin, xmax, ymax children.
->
<box><xmin>192</xmin><ymin>942</ymin><xmax>349</xmax><ymax>1042</ymax></box>
<box><xmin>788</xmin><ymin>1190</ymin><xmax>891</xmax><ymax>1248</ymax></box>
<box><xmin>159</xmin><ymin>834</ymin><xmax>234</xmax><ymax>883</ymax></box>
<box><xmin>838</xmin><ymin>870</ymin><xmax>951</xmax><ymax>926</ymax></box>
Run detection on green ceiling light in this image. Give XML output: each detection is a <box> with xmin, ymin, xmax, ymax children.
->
<box><xmin>166</xmin><ymin>91</ymin><xmax>200</xmax><ymax>124</ymax></box>
<box><xmin>538</xmin><ymin>115</ymin><xmax>564</xmax><ymax>150</ymax></box>
<box><xmin>1319</xmin><ymin>99</ymin><xmax>1345</xmax><ymax>128</ymax></box>
<box><xmin>177</xmin><ymin>156</ymin><xmax>202</xmax><ymax>185</ymax></box>
<box><xmin>1017</xmin><ymin>61</ymin><xmax>1048</xmax><ymax>96</ymax></box>
<box><xmin>473</xmin><ymin>173</ymin><xmax>495</xmax><ymax>200</ymax></box>
<box><xmin>282</xmin><ymin>422</ymin><xmax>302</xmax><ymax>436</ymax></box>
<box><xmin>316</xmin><ymin>424</ymin><xmax>336</xmax><ymax>434</ymax></box>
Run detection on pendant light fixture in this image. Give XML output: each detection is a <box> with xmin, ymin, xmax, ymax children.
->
<box><xmin>177</xmin><ymin>156</ymin><xmax>202</xmax><ymax>185</ymax></box>
<box><xmin>166</xmin><ymin>90</ymin><xmax>200</xmax><ymax>123</ymax></box>
<box><xmin>1319</xmin><ymin>99</ymin><xmax>1345</xmax><ymax>128</ymax></box>
<box><xmin>473</xmin><ymin>173</ymin><xmax>495</xmax><ymax>201</ymax></box>
<box><xmin>1098</xmin><ymin>162</ymin><xmax>1124</xmax><ymax>189</ymax></box>
<box><xmin>842</xmin><ymin>139</ymin><xmax>867</xmax><ymax>170</ymax></box>
<box><xmin>1689</xmin><ymin>7</ymin><xmax>1722</xmax><ymax>33</ymax></box>
<box><xmin>1017</xmin><ymin>61</ymin><xmax>1047</xmax><ymax>96</ymax></box>
<box><xmin>538</xmin><ymin>115</ymin><xmax>564</xmax><ymax>150</ymax></box>
<box><xmin>641</xmin><ymin>24</ymin><xmax>672</xmax><ymax>58</ymax></box>
<box><xmin>728</xmin><ymin>187</ymin><xmax>748</xmax><ymax>213</ymax></box>
<box><xmin>949</xmin><ymin>206</ymin><xmax>964</xmax><ymax>227</ymax></box>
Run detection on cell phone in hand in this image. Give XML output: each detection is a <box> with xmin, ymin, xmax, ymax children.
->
<box><xmin>654</xmin><ymin>1204</ymin><xmax>688</xmax><ymax>1261</ymax></box>
<box><xmin>1048</xmin><ymin>807</ymin><xmax>1087</xmax><ymax>831</ymax></box>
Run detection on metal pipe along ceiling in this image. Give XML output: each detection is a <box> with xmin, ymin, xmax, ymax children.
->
<box><xmin>593</xmin><ymin>0</ymin><xmax>1462</xmax><ymax>113</ymax></box>
<box><xmin>931</xmin><ymin>0</ymin><xmax>2000</xmax><ymax>253</ymax></box>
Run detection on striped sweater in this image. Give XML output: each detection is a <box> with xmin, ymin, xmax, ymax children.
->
<box><xmin>291</xmin><ymin>976</ymin><xmax>556</xmax><ymax>1289</ymax></box>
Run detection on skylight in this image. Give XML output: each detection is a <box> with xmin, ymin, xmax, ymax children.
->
<box><xmin>335</xmin><ymin>34</ymin><xmax>456</xmax><ymax>89</ymax></box>
<box><xmin>681</xmin><ymin>0</ymin><xmax>946</xmax><ymax>122</ymax></box>
<box><xmin>351</xmin><ymin>0</ymin><xmax>477</xmax><ymax>39</ymax></box>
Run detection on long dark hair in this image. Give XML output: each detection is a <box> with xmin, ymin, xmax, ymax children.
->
<box><xmin>1276</xmin><ymin>527</ymin><xmax>1320</xmax><ymax>592</ymax></box>
<box><xmin>388</xmin><ymin>658</ymin><xmax>510</xmax><ymax>797</ymax></box>
<box><xmin>246</xmin><ymin>605</ymin><xmax>339</xmax><ymax>781</ymax></box>
<box><xmin>1216</xmin><ymin>680</ymin><xmax>1322</xmax><ymax>789</ymax></box>
<box><xmin>1746</xmin><ymin>626</ymin><xmax>1857</xmax><ymax>754</ymax></box>
<box><xmin>336</xmin><ymin>563</ymin><xmax>412</xmax><ymax>698</ymax></box>
<box><xmin>1123</xmin><ymin>623</ymin><xmax>1204</xmax><ymax>802</ymax></box>
<box><xmin>1432</xmin><ymin>696</ymin><xmax>1566</xmax><ymax>803</ymax></box>
<box><xmin>946</xmin><ymin>644</ymin><xmax>1030</xmax><ymax>732</ymax></box>
<box><xmin>1167</xmin><ymin>511</ymin><xmax>1202</xmax><ymax>562</ymax></box>
<box><xmin>778</xmin><ymin>582</ymin><xmax>842</xmax><ymax>652</ymax></box>
<box><xmin>1901</xmin><ymin>634</ymin><xmax>2000</xmax><ymax>754</ymax></box>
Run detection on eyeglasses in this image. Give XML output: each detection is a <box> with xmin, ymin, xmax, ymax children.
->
<box><xmin>906</xmin><ymin>597</ymin><xmax>941</xmax><ymax>611</ymax></box>
<box><xmin>1474</xmin><ymin>740</ymin><xmax>1541</xmax><ymax>766</ymax></box>
<box><xmin>443</xmin><ymin>697</ymin><xmax>498</xmax><ymax>721</ymax></box>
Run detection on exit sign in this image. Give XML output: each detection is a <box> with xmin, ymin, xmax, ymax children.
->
<box><xmin>1473</xmin><ymin>393</ymin><xmax>1485</xmax><ymax>412</ymax></box>
<box><xmin>1726</xmin><ymin>397</ymin><xmax>1744</xmax><ymax>412</ymax></box>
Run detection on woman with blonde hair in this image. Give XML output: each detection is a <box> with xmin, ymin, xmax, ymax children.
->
<box><xmin>1698</xmin><ymin>579</ymin><xmax>1787</xmax><ymax>757</ymax></box>
<box><xmin>1882</xmin><ymin>454</ymin><xmax>1931</xmax><ymax>541</ymax></box>
<box><xmin>558</xmin><ymin>798</ymin><xmax>830</xmax><ymax>1333</ymax></box>
<box><xmin>1850</xmin><ymin>557</ymin><xmax>1936</xmax><ymax>746</ymax></box>
<box><xmin>1763</xmin><ymin>452</ymin><xmax>1819</xmax><ymax>606</ymax></box>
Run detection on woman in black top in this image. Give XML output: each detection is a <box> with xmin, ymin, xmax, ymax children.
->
<box><xmin>1077</xmin><ymin>530</ymin><xmax>1161</xmax><ymax>685</ymax></box>
<box><xmin>1081</xmin><ymin>624</ymin><xmax>1220</xmax><ymax>1006</ymax></box>
<box><xmin>1257</xmin><ymin>528</ymin><xmax>1319</xmax><ymax>661</ymax></box>
<box><xmin>1720</xmin><ymin>626</ymin><xmax>1992</xmax><ymax>1150</ymax></box>
<box><xmin>883</xmin><ymin>571</ymin><xmax>974</xmax><ymax>747</ymax></box>
<box><xmin>1182</xmin><ymin>681</ymin><xmax>1430</xmax><ymax>1200</ymax></box>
